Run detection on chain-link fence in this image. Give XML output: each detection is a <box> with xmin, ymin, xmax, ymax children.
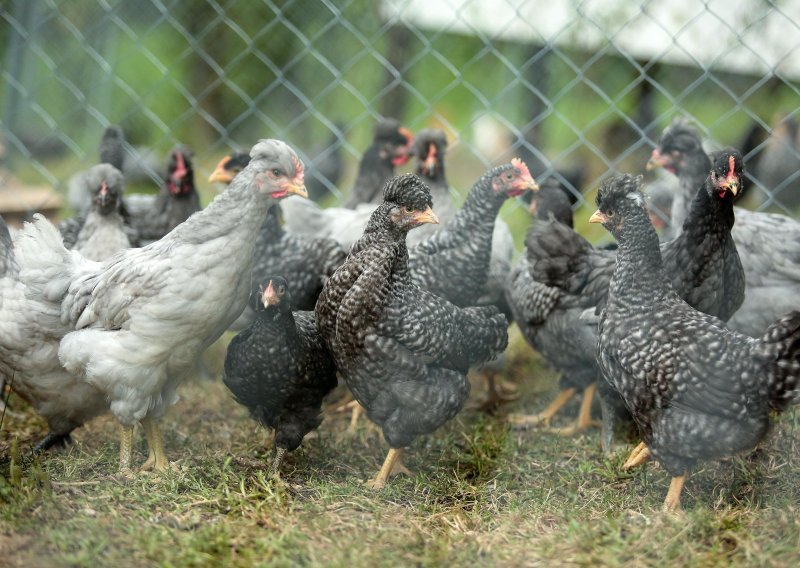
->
<box><xmin>1</xmin><ymin>0</ymin><xmax>799</xmax><ymax>224</ymax></box>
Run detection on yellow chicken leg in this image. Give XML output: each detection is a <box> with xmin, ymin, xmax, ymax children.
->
<box><xmin>140</xmin><ymin>416</ymin><xmax>171</xmax><ymax>472</ymax></box>
<box><xmin>119</xmin><ymin>425</ymin><xmax>134</xmax><ymax>473</ymax></box>
<box><xmin>508</xmin><ymin>387</ymin><xmax>577</xmax><ymax>427</ymax></box>
<box><xmin>553</xmin><ymin>383</ymin><xmax>602</xmax><ymax>435</ymax></box>
<box><xmin>365</xmin><ymin>448</ymin><xmax>412</xmax><ymax>490</ymax></box>
<box><xmin>623</xmin><ymin>441</ymin><xmax>652</xmax><ymax>470</ymax></box>
<box><xmin>663</xmin><ymin>474</ymin><xmax>687</xmax><ymax>512</ymax></box>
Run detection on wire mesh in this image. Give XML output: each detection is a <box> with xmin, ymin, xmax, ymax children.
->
<box><xmin>0</xmin><ymin>0</ymin><xmax>798</xmax><ymax>221</ymax></box>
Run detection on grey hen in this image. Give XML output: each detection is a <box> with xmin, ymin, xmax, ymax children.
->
<box><xmin>594</xmin><ymin>173</ymin><xmax>800</xmax><ymax>511</ymax></box>
<box><xmin>223</xmin><ymin>276</ymin><xmax>337</xmax><ymax>476</ymax></box>
<box><xmin>66</xmin><ymin>125</ymin><xmax>126</xmax><ymax>213</ymax></box>
<box><xmin>59</xmin><ymin>164</ymin><xmax>139</xmax><ymax>260</ymax></box>
<box><xmin>650</xmin><ymin>118</ymin><xmax>800</xmax><ymax>336</ymax></box>
<box><xmin>125</xmin><ymin>145</ymin><xmax>200</xmax><ymax>244</ymax></box>
<box><xmin>15</xmin><ymin>139</ymin><xmax>308</xmax><ymax>473</ymax></box>
<box><xmin>315</xmin><ymin>174</ymin><xmax>508</xmax><ymax>489</ymax></box>
<box><xmin>1</xmin><ymin>214</ymin><xmax>107</xmax><ymax>451</ymax></box>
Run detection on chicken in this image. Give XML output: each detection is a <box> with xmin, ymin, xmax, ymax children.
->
<box><xmin>315</xmin><ymin>174</ymin><xmax>508</xmax><ymax>489</ymax></box>
<box><xmin>506</xmin><ymin>184</ymin><xmax>605</xmax><ymax>434</ymax></box>
<box><xmin>67</xmin><ymin>125</ymin><xmax>126</xmax><ymax>213</ymax></box>
<box><xmin>648</xmin><ymin>118</ymin><xmax>800</xmax><ymax>336</ymax></box>
<box><xmin>223</xmin><ymin>276</ymin><xmax>337</xmax><ymax>476</ymax></box>
<box><xmin>59</xmin><ymin>165</ymin><xmax>139</xmax><ymax>260</ymax></box>
<box><xmin>278</xmin><ymin>120</ymin><xmax>413</xmax><ymax>244</ymax></box>
<box><xmin>753</xmin><ymin>113</ymin><xmax>800</xmax><ymax>209</ymax></box>
<box><xmin>409</xmin><ymin>158</ymin><xmax>538</xmax><ymax>307</ymax></box>
<box><xmin>1</xmin><ymin>214</ymin><xmax>107</xmax><ymax>451</ymax></box>
<box><xmin>125</xmin><ymin>145</ymin><xmax>200</xmax><ymax>244</ymax></box>
<box><xmin>527</xmin><ymin>151</ymin><xmax>746</xmax><ymax>448</ymax></box>
<box><xmin>593</xmin><ymin>173</ymin><xmax>800</xmax><ymax>511</ymax></box>
<box><xmin>15</xmin><ymin>139</ymin><xmax>308</xmax><ymax>473</ymax></box>
<box><xmin>208</xmin><ymin>158</ymin><xmax>346</xmax><ymax>314</ymax></box>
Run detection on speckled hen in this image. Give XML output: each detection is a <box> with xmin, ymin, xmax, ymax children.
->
<box><xmin>15</xmin><ymin>140</ymin><xmax>308</xmax><ymax>473</ymax></box>
<box><xmin>528</xmin><ymin>151</ymin><xmax>746</xmax><ymax>448</ymax></box>
<box><xmin>594</xmin><ymin>174</ymin><xmax>800</xmax><ymax>511</ymax></box>
<box><xmin>315</xmin><ymin>174</ymin><xmax>508</xmax><ymax>489</ymax></box>
<box><xmin>59</xmin><ymin>164</ymin><xmax>139</xmax><ymax>260</ymax></box>
<box><xmin>223</xmin><ymin>276</ymin><xmax>337</xmax><ymax>476</ymax></box>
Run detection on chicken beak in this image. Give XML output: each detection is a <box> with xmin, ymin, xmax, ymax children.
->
<box><xmin>721</xmin><ymin>179</ymin><xmax>739</xmax><ymax>197</ymax></box>
<box><xmin>646</xmin><ymin>149</ymin><xmax>667</xmax><ymax>171</ymax></box>
<box><xmin>589</xmin><ymin>210</ymin><xmax>607</xmax><ymax>224</ymax></box>
<box><xmin>285</xmin><ymin>182</ymin><xmax>309</xmax><ymax>199</ymax></box>
<box><xmin>208</xmin><ymin>157</ymin><xmax>234</xmax><ymax>184</ymax></box>
<box><xmin>98</xmin><ymin>181</ymin><xmax>110</xmax><ymax>207</ymax></box>
<box><xmin>261</xmin><ymin>281</ymin><xmax>280</xmax><ymax>307</ymax></box>
<box><xmin>412</xmin><ymin>206</ymin><xmax>439</xmax><ymax>225</ymax></box>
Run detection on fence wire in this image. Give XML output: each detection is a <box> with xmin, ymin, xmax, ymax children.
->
<box><xmin>0</xmin><ymin>0</ymin><xmax>798</xmax><ymax>222</ymax></box>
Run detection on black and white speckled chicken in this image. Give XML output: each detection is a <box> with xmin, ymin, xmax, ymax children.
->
<box><xmin>208</xmin><ymin>158</ymin><xmax>346</xmax><ymax>315</ymax></box>
<box><xmin>409</xmin><ymin>159</ymin><xmax>538</xmax><ymax>307</ymax></box>
<box><xmin>506</xmin><ymin>183</ymin><xmax>607</xmax><ymax>435</ymax></box>
<box><xmin>315</xmin><ymin>174</ymin><xmax>508</xmax><ymax>489</ymax></box>
<box><xmin>594</xmin><ymin>173</ymin><xmax>800</xmax><ymax>511</ymax></box>
<box><xmin>59</xmin><ymin>164</ymin><xmax>139</xmax><ymax>260</ymax></box>
<box><xmin>125</xmin><ymin>145</ymin><xmax>200</xmax><ymax>244</ymax></box>
<box><xmin>15</xmin><ymin>140</ymin><xmax>308</xmax><ymax>473</ymax></box>
<box><xmin>528</xmin><ymin>151</ymin><xmax>746</xmax><ymax>448</ymax></box>
<box><xmin>648</xmin><ymin>118</ymin><xmax>800</xmax><ymax>336</ymax></box>
<box><xmin>223</xmin><ymin>276</ymin><xmax>337</xmax><ymax>476</ymax></box>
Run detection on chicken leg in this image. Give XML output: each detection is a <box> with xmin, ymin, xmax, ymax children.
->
<box><xmin>508</xmin><ymin>387</ymin><xmax>577</xmax><ymax>427</ymax></box>
<box><xmin>365</xmin><ymin>448</ymin><xmax>413</xmax><ymax>490</ymax></box>
<box><xmin>140</xmin><ymin>416</ymin><xmax>170</xmax><ymax>472</ymax></box>
<box><xmin>474</xmin><ymin>372</ymin><xmax>520</xmax><ymax>412</ymax></box>
<box><xmin>663</xmin><ymin>474</ymin><xmax>687</xmax><ymax>512</ymax></box>
<box><xmin>622</xmin><ymin>441</ymin><xmax>651</xmax><ymax>470</ymax></box>
<box><xmin>552</xmin><ymin>383</ymin><xmax>601</xmax><ymax>435</ymax></box>
<box><xmin>119</xmin><ymin>425</ymin><xmax>134</xmax><ymax>473</ymax></box>
<box><xmin>270</xmin><ymin>446</ymin><xmax>287</xmax><ymax>478</ymax></box>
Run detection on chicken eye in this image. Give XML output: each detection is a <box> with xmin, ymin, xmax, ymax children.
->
<box><xmin>606</xmin><ymin>210</ymin><xmax>615</xmax><ymax>218</ymax></box>
<box><xmin>506</xmin><ymin>173</ymin><xmax>513</xmax><ymax>180</ymax></box>
<box><xmin>271</xmin><ymin>169</ymin><xmax>282</xmax><ymax>177</ymax></box>
<box><xmin>278</xmin><ymin>286</ymin><xmax>285</xmax><ymax>294</ymax></box>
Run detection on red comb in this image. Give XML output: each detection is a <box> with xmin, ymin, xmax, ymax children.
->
<box><xmin>727</xmin><ymin>155</ymin><xmax>736</xmax><ymax>178</ymax></box>
<box><xmin>292</xmin><ymin>154</ymin><xmax>305</xmax><ymax>184</ymax></box>
<box><xmin>511</xmin><ymin>157</ymin><xmax>533</xmax><ymax>181</ymax></box>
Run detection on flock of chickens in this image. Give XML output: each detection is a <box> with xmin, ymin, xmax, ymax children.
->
<box><xmin>1</xmin><ymin>116</ymin><xmax>799</xmax><ymax>512</ymax></box>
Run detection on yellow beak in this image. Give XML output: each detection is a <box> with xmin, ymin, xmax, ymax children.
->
<box><xmin>412</xmin><ymin>206</ymin><xmax>439</xmax><ymax>225</ymax></box>
<box><xmin>285</xmin><ymin>183</ymin><xmax>309</xmax><ymax>199</ymax></box>
<box><xmin>589</xmin><ymin>210</ymin><xmax>607</xmax><ymax>224</ymax></box>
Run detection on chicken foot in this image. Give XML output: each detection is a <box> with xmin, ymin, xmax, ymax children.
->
<box><xmin>508</xmin><ymin>387</ymin><xmax>577</xmax><ymax>428</ymax></box>
<box><xmin>552</xmin><ymin>383</ymin><xmax>602</xmax><ymax>436</ymax></box>
<box><xmin>622</xmin><ymin>441</ymin><xmax>651</xmax><ymax>471</ymax></box>
<box><xmin>663</xmin><ymin>474</ymin><xmax>687</xmax><ymax>513</ymax></box>
<box><xmin>140</xmin><ymin>417</ymin><xmax>172</xmax><ymax>473</ymax></box>
<box><xmin>365</xmin><ymin>448</ymin><xmax>413</xmax><ymax>490</ymax></box>
<box><xmin>270</xmin><ymin>446</ymin><xmax>287</xmax><ymax>478</ymax></box>
<box><xmin>473</xmin><ymin>372</ymin><xmax>520</xmax><ymax>412</ymax></box>
<box><xmin>119</xmin><ymin>425</ymin><xmax>134</xmax><ymax>473</ymax></box>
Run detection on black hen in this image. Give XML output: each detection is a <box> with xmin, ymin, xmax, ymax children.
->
<box><xmin>315</xmin><ymin>174</ymin><xmax>508</xmax><ymax>489</ymax></box>
<box><xmin>594</xmin><ymin>174</ymin><xmax>800</xmax><ymax>511</ymax></box>
<box><xmin>223</xmin><ymin>276</ymin><xmax>337</xmax><ymax>476</ymax></box>
<box><xmin>409</xmin><ymin>159</ymin><xmax>538</xmax><ymax>307</ymax></box>
<box><xmin>125</xmin><ymin>145</ymin><xmax>200</xmax><ymax>244</ymax></box>
<box><xmin>408</xmin><ymin>128</ymin><xmax>458</xmax><ymax>244</ymax></box>
<box><xmin>649</xmin><ymin>118</ymin><xmax>800</xmax><ymax>336</ymax></box>
<box><xmin>342</xmin><ymin>119</ymin><xmax>414</xmax><ymax>208</ymax></box>
<box><xmin>59</xmin><ymin>164</ymin><xmax>139</xmax><ymax>260</ymax></box>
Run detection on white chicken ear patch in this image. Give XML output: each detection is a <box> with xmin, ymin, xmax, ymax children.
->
<box><xmin>626</xmin><ymin>192</ymin><xmax>645</xmax><ymax>207</ymax></box>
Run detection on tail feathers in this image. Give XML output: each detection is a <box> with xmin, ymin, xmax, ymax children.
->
<box><xmin>525</xmin><ymin>220</ymin><xmax>592</xmax><ymax>290</ymax></box>
<box><xmin>15</xmin><ymin>214</ymin><xmax>99</xmax><ymax>317</ymax></box>
<box><xmin>758</xmin><ymin>310</ymin><xmax>800</xmax><ymax>411</ymax></box>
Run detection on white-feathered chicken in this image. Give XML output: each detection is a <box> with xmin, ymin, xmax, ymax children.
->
<box><xmin>1</xmin><ymin>214</ymin><xmax>107</xmax><ymax>450</ymax></box>
<box><xmin>15</xmin><ymin>140</ymin><xmax>308</xmax><ymax>472</ymax></box>
<box><xmin>59</xmin><ymin>164</ymin><xmax>139</xmax><ymax>260</ymax></box>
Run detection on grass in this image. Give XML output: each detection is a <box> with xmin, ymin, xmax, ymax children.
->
<box><xmin>1</xmin><ymin>328</ymin><xmax>799</xmax><ymax>567</ymax></box>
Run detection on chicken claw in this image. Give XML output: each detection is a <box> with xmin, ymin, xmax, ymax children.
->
<box><xmin>550</xmin><ymin>383</ymin><xmax>601</xmax><ymax>435</ymax></box>
<box><xmin>663</xmin><ymin>474</ymin><xmax>687</xmax><ymax>513</ymax></box>
<box><xmin>622</xmin><ymin>441</ymin><xmax>651</xmax><ymax>471</ymax></box>
<box><xmin>140</xmin><ymin>417</ymin><xmax>174</xmax><ymax>473</ymax></box>
<box><xmin>507</xmin><ymin>387</ymin><xmax>577</xmax><ymax>428</ymax></box>
<box><xmin>473</xmin><ymin>373</ymin><xmax>520</xmax><ymax>412</ymax></box>
<box><xmin>365</xmin><ymin>448</ymin><xmax>412</xmax><ymax>490</ymax></box>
